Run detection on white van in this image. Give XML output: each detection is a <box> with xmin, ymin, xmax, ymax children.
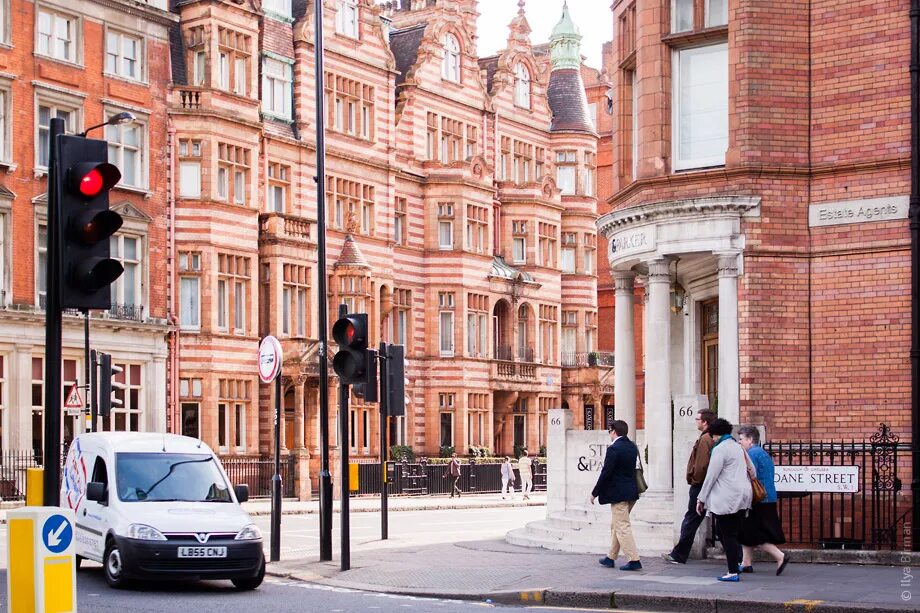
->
<box><xmin>60</xmin><ymin>432</ymin><xmax>265</xmax><ymax>590</ymax></box>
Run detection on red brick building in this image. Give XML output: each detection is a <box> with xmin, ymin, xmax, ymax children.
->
<box><xmin>0</xmin><ymin>0</ymin><xmax>174</xmax><ymax>455</ymax></box>
<box><xmin>597</xmin><ymin>0</ymin><xmax>911</xmax><ymax>475</ymax></box>
<box><xmin>166</xmin><ymin>0</ymin><xmax>608</xmax><ymax>496</ymax></box>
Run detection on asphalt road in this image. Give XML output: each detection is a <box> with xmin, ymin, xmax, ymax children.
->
<box><xmin>0</xmin><ymin>567</ymin><xmax>605</xmax><ymax>612</ymax></box>
<box><xmin>252</xmin><ymin>506</ymin><xmax>547</xmax><ymax>559</ymax></box>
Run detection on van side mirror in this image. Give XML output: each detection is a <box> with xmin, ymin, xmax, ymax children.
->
<box><xmin>234</xmin><ymin>484</ymin><xmax>249</xmax><ymax>503</ymax></box>
<box><xmin>87</xmin><ymin>481</ymin><xmax>107</xmax><ymax>504</ymax></box>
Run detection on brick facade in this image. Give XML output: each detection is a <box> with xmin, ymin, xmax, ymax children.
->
<box><xmin>0</xmin><ymin>0</ymin><xmax>173</xmax><ymax>454</ymax></box>
<box><xmin>599</xmin><ymin>0</ymin><xmax>910</xmax><ymax>442</ymax></box>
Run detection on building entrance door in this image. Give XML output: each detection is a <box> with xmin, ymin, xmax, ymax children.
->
<box><xmin>700</xmin><ymin>299</ymin><xmax>719</xmax><ymax>411</ymax></box>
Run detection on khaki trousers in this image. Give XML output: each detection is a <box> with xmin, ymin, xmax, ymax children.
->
<box><xmin>608</xmin><ymin>500</ymin><xmax>639</xmax><ymax>562</ymax></box>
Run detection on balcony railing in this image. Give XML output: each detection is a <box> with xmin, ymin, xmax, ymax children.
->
<box><xmin>494</xmin><ymin>344</ymin><xmax>538</xmax><ymax>363</ymax></box>
<box><xmin>106</xmin><ymin>303</ymin><xmax>144</xmax><ymax>322</ymax></box>
<box><xmin>177</xmin><ymin>88</ymin><xmax>201</xmax><ymax>109</ymax></box>
<box><xmin>38</xmin><ymin>294</ymin><xmax>82</xmax><ymax>316</ymax></box>
<box><xmin>260</xmin><ymin>212</ymin><xmax>314</xmax><ymax>243</ymax></box>
<box><xmin>561</xmin><ymin>352</ymin><xmax>615</xmax><ymax>368</ymax></box>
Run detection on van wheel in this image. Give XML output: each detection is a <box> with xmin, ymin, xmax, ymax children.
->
<box><xmin>103</xmin><ymin>540</ymin><xmax>128</xmax><ymax>589</ymax></box>
<box><xmin>231</xmin><ymin>557</ymin><xmax>265</xmax><ymax>591</ymax></box>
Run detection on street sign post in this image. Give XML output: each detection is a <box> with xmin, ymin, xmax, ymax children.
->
<box><xmin>6</xmin><ymin>507</ymin><xmax>77</xmax><ymax>613</ymax></box>
<box><xmin>259</xmin><ymin>336</ymin><xmax>283</xmax><ymax>563</ymax></box>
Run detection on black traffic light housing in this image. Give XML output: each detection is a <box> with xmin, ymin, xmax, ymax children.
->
<box><xmin>59</xmin><ymin>135</ymin><xmax>124</xmax><ymax>310</ymax></box>
<box><xmin>352</xmin><ymin>349</ymin><xmax>378</xmax><ymax>402</ymax></box>
<box><xmin>332</xmin><ymin>313</ymin><xmax>370</xmax><ymax>384</ymax></box>
<box><xmin>387</xmin><ymin>344</ymin><xmax>405</xmax><ymax>416</ymax></box>
<box><xmin>98</xmin><ymin>352</ymin><xmax>124</xmax><ymax>419</ymax></box>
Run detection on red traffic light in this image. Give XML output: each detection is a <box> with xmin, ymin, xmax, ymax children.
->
<box><xmin>68</xmin><ymin>162</ymin><xmax>121</xmax><ymax>197</ymax></box>
<box><xmin>333</xmin><ymin>314</ymin><xmax>367</xmax><ymax>349</ymax></box>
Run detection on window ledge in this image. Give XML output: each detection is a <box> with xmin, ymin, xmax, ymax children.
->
<box><xmin>33</xmin><ymin>52</ymin><xmax>84</xmax><ymax>70</ymax></box>
<box><xmin>661</xmin><ymin>25</ymin><xmax>728</xmax><ymax>48</ymax></box>
<box><xmin>261</xmin><ymin>111</ymin><xmax>294</xmax><ymax>124</ymax></box>
<box><xmin>262</xmin><ymin>9</ymin><xmax>294</xmax><ymax>24</ymax></box>
<box><xmin>179</xmin><ymin>326</ymin><xmax>201</xmax><ymax>333</ymax></box>
<box><xmin>0</xmin><ymin>42</ymin><xmax>12</xmax><ymax>51</ymax></box>
<box><xmin>103</xmin><ymin>72</ymin><xmax>149</xmax><ymax>88</ymax></box>
<box><xmin>34</xmin><ymin>167</ymin><xmax>48</xmax><ymax>179</ymax></box>
<box><xmin>0</xmin><ymin>160</ymin><xmax>16</xmax><ymax>173</ymax></box>
<box><xmin>113</xmin><ymin>184</ymin><xmax>152</xmax><ymax>199</ymax></box>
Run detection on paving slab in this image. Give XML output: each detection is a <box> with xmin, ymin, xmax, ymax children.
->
<box><xmin>267</xmin><ymin>538</ymin><xmax>917</xmax><ymax>613</ymax></box>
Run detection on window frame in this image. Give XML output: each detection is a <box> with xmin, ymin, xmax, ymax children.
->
<box><xmin>0</xmin><ymin>0</ymin><xmax>10</xmax><ymax>47</ymax></box>
<box><xmin>514</xmin><ymin>62</ymin><xmax>531</xmax><ymax>109</ymax></box>
<box><xmin>179</xmin><ymin>275</ymin><xmax>201</xmax><ymax>330</ymax></box>
<box><xmin>671</xmin><ymin>42</ymin><xmax>729</xmax><ymax>171</ymax></box>
<box><xmin>36</xmin><ymin>6</ymin><xmax>81</xmax><ymax>65</ymax></box>
<box><xmin>439</xmin><ymin>310</ymin><xmax>454</xmax><ymax>357</ymax></box>
<box><xmin>261</xmin><ymin>55</ymin><xmax>293</xmax><ymax>120</ymax></box>
<box><xmin>104</xmin><ymin>28</ymin><xmax>146</xmax><ymax>83</ymax></box>
<box><xmin>35</xmin><ymin>91</ymin><xmax>82</xmax><ymax>171</ymax></box>
<box><xmin>441</xmin><ymin>33</ymin><xmax>461</xmax><ymax>83</ymax></box>
<box><xmin>335</xmin><ymin>0</ymin><xmax>359</xmax><ymax>39</ymax></box>
<box><xmin>109</xmin><ymin>233</ymin><xmax>144</xmax><ymax>312</ymax></box>
<box><xmin>0</xmin><ymin>82</ymin><xmax>10</xmax><ymax>164</ymax></box>
<box><xmin>105</xmin><ymin>109</ymin><xmax>148</xmax><ymax>189</ymax></box>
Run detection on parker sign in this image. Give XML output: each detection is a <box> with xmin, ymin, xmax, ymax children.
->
<box><xmin>774</xmin><ymin>465</ymin><xmax>860</xmax><ymax>493</ymax></box>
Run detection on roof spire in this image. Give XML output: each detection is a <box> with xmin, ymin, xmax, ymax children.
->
<box><xmin>550</xmin><ymin>0</ymin><xmax>583</xmax><ymax>71</ymax></box>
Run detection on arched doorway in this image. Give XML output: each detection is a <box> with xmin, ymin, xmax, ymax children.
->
<box><xmin>493</xmin><ymin>299</ymin><xmax>512</xmax><ymax>360</ymax></box>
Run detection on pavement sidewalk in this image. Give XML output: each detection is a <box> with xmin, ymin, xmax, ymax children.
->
<box><xmin>266</xmin><ymin>538</ymin><xmax>917</xmax><ymax>613</ymax></box>
<box><xmin>241</xmin><ymin>493</ymin><xmax>546</xmax><ymax>516</ymax></box>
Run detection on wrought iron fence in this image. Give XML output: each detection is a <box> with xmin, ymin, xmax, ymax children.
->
<box><xmin>218</xmin><ymin>455</ymin><xmax>296</xmax><ymax>499</ymax></box>
<box><xmin>352</xmin><ymin>460</ymin><xmax>547</xmax><ymax>497</ymax></box>
<box><xmin>0</xmin><ymin>450</ymin><xmax>45</xmax><ymax>501</ymax></box>
<box><xmin>106</xmin><ymin>303</ymin><xmax>144</xmax><ymax>321</ymax></box>
<box><xmin>758</xmin><ymin>423</ymin><xmax>912</xmax><ymax>550</ymax></box>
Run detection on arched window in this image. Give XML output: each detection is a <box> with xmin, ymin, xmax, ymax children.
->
<box><xmin>442</xmin><ymin>33</ymin><xmax>461</xmax><ymax>82</ymax></box>
<box><xmin>515</xmin><ymin>63</ymin><xmax>531</xmax><ymax>108</ymax></box>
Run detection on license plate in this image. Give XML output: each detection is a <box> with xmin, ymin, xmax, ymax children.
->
<box><xmin>177</xmin><ymin>546</ymin><xmax>227</xmax><ymax>558</ymax></box>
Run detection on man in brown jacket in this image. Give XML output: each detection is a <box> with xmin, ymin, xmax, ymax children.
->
<box><xmin>663</xmin><ymin>409</ymin><xmax>716</xmax><ymax>564</ymax></box>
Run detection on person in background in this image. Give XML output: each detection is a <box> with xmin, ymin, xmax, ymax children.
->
<box><xmin>696</xmin><ymin>418</ymin><xmax>752</xmax><ymax>582</ymax></box>
<box><xmin>591</xmin><ymin>420</ymin><xmax>642</xmax><ymax>571</ymax></box>
<box><xmin>663</xmin><ymin>408</ymin><xmax>717</xmax><ymax>564</ymax></box>
<box><xmin>518</xmin><ymin>449</ymin><xmax>534</xmax><ymax>500</ymax></box>
<box><xmin>501</xmin><ymin>456</ymin><xmax>516</xmax><ymax>500</ymax></box>
<box><xmin>738</xmin><ymin>426</ymin><xmax>790</xmax><ymax>576</ymax></box>
<box><xmin>444</xmin><ymin>452</ymin><xmax>462</xmax><ymax>498</ymax></box>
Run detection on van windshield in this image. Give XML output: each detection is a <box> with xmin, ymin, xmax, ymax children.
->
<box><xmin>115</xmin><ymin>453</ymin><xmax>232</xmax><ymax>503</ymax></box>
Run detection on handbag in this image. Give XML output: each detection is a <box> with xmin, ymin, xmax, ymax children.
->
<box><xmin>743</xmin><ymin>451</ymin><xmax>766</xmax><ymax>505</ymax></box>
<box><xmin>635</xmin><ymin>451</ymin><xmax>649</xmax><ymax>495</ymax></box>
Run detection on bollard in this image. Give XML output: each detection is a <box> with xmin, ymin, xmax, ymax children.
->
<box><xmin>25</xmin><ymin>468</ymin><xmax>44</xmax><ymax>507</ymax></box>
<box><xmin>348</xmin><ymin>463</ymin><xmax>359</xmax><ymax>493</ymax></box>
<box><xmin>6</xmin><ymin>507</ymin><xmax>77</xmax><ymax>613</ymax></box>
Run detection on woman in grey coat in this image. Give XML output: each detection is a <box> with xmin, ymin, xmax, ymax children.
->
<box><xmin>696</xmin><ymin>419</ymin><xmax>752</xmax><ymax>582</ymax></box>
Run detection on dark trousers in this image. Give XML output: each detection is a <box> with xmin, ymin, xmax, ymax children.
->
<box><xmin>714</xmin><ymin>511</ymin><xmax>745</xmax><ymax>575</ymax></box>
<box><xmin>670</xmin><ymin>483</ymin><xmax>704</xmax><ymax>562</ymax></box>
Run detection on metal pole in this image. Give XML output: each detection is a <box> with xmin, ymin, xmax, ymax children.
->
<box><xmin>90</xmin><ymin>350</ymin><xmax>98</xmax><ymax>433</ymax></box>
<box><xmin>314</xmin><ymin>0</ymin><xmax>333</xmax><ymax>563</ymax></box>
<box><xmin>83</xmin><ymin>310</ymin><xmax>90</xmax><ymax>434</ymax></box>
<box><xmin>271</xmin><ymin>373</ymin><xmax>282</xmax><ymax>562</ymax></box>
<box><xmin>339</xmin><ymin>382</ymin><xmax>350</xmax><ymax>571</ymax></box>
<box><xmin>378</xmin><ymin>342</ymin><xmax>388</xmax><ymax>541</ymax></box>
<box><xmin>43</xmin><ymin>117</ymin><xmax>65</xmax><ymax>507</ymax></box>
<box><xmin>909</xmin><ymin>0</ymin><xmax>920</xmax><ymax>551</ymax></box>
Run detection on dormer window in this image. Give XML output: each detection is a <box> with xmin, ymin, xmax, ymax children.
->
<box><xmin>335</xmin><ymin>0</ymin><xmax>359</xmax><ymax>38</ymax></box>
<box><xmin>515</xmin><ymin>63</ymin><xmax>531</xmax><ymax>108</ymax></box>
<box><xmin>442</xmin><ymin>33</ymin><xmax>460</xmax><ymax>83</ymax></box>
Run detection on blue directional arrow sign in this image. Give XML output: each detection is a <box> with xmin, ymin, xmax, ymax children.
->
<box><xmin>42</xmin><ymin>514</ymin><xmax>73</xmax><ymax>554</ymax></box>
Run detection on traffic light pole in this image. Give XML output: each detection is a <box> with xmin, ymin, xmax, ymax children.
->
<box><xmin>271</xmin><ymin>372</ymin><xmax>281</xmax><ymax>563</ymax></box>
<box><xmin>378</xmin><ymin>343</ymin><xmax>389</xmax><ymax>541</ymax></box>
<box><xmin>313</xmin><ymin>0</ymin><xmax>333</xmax><ymax>563</ymax></box>
<box><xmin>43</xmin><ymin>117</ymin><xmax>65</xmax><ymax>507</ymax></box>
<box><xmin>339</xmin><ymin>381</ymin><xmax>350</xmax><ymax>571</ymax></box>
<box><xmin>83</xmin><ymin>310</ymin><xmax>90</xmax><ymax>433</ymax></box>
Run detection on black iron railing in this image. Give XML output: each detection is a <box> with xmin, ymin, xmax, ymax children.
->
<box><xmin>219</xmin><ymin>455</ymin><xmax>296</xmax><ymax>498</ymax></box>
<box><xmin>107</xmin><ymin>303</ymin><xmax>144</xmax><ymax>321</ymax></box>
<box><xmin>755</xmin><ymin>423</ymin><xmax>912</xmax><ymax>550</ymax></box>
<box><xmin>351</xmin><ymin>460</ymin><xmax>547</xmax><ymax>497</ymax></box>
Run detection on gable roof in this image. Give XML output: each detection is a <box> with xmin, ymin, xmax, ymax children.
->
<box><xmin>390</xmin><ymin>23</ymin><xmax>426</xmax><ymax>89</ymax></box>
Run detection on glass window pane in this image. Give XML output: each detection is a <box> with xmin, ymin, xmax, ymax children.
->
<box><xmin>674</xmin><ymin>0</ymin><xmax>694</xmax><ymax>32</ymax></box>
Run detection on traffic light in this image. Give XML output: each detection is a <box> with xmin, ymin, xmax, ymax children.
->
<box><xmin>387</xmin><ymin>344</ymin><xmax>406</xmax><ymax>416</ymax></box>
<box><xmin>98</xmin><ymin>353</ymin><xmax>125</xmax><ymax>419</ymax></box>
<box><xmin>332</xmin><ymin>313</ymin><xmax>370</xmax><ymax>384</ymax></box>
<box><xmin>59</xmin><ymin>135</ymin><xmax>124</xmax><ymax>310</ymax></box>
<box><xmin>352</xmin><ymin>349</ymin><xmax>378</xmax><ymax>402</ymax></box>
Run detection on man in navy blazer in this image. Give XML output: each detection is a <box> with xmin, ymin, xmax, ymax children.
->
<box><xmin>591</xmin><ymin>420</ymin><xmax>642</xmax><ymax>571</ymax></box>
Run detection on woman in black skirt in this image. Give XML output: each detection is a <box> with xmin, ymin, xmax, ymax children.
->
<box><xmin>738</xmin><ymin>426</ymin><xmax>790</xmax><ymax>575</ymax></box>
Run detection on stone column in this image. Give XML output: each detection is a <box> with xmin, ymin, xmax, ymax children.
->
<box><xmin>717</xmin><ymin>254</ymin><xmax>741</xmax><ymax>425</ymax></box>
<box><xmin>294</xmin><ymin>382</ymin><xmax>305</xmax><ymax>450</ymax></box>
<box><xmin>644</xmin><ymin>259</ymin><xmax>672</xmax><ymax>490</ymax></box>
<box><xmin>614</xmin><ymin>271</ymin><xmax>637</xmax><ymax>431</ymax></box>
